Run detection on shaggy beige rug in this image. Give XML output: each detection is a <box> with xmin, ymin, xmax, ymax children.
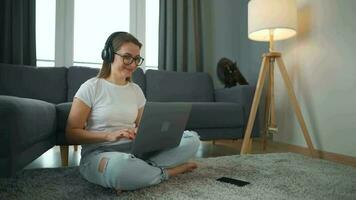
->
<box><xmin>1</xmin><ymin>153</ymin><xmax>356</xmax><ymax>200</ymax></box>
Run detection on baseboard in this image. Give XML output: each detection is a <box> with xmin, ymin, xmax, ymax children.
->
<box><xmin>274</xmin><ymin>141</ymin><xmax>356</xmax><ymax>168</ymax></box>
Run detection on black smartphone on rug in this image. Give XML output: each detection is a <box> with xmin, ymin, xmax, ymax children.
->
<box><xmin>216</xmin><ymin>177</ymin><xmax>250</xmax><ymax>187</ymax></box>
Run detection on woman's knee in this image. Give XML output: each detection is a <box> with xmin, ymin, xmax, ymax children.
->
<box><xmin>183</xmin><ymin>131</ymin><xmax>200</xmax><ymax>152</ymax></box>
<box><xmin>105</xmin><ymin>154</ymin><xmax>164</xmax><ymax>190</ymax></box>
<box><xmin>104</xmin><ymin>154</ymin><xmax>134</xmax><ymax>187</ymax></box>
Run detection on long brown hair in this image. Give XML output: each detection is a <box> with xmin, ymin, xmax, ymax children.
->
<box><xmin>97</xmin><ymin>32</ymin><xmax>142</xmax><ymax>81</ymax></box>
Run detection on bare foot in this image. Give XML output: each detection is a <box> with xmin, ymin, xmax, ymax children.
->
<box><xmin>167</xmin><ymin>162</ymin><xmax>198</xmax><ymax>177</ymax></box>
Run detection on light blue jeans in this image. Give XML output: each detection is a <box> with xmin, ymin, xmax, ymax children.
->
<box><xmin>79</xmin><ymin>131</ymin><xmax>200</xmax><ymax>190</ymax></box>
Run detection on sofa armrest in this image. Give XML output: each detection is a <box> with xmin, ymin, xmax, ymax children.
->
<box><xmin>214</xmin><ymin>85</ymin><xmax>260</xmax><ymax>137</ymax></box>
<box><xmin>0</xmin><ymin>95</ymin><xmax>56</xmax><ymax>160</ymax></box>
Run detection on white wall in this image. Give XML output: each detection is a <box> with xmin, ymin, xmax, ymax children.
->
<box><xmin>201</xmin><ymin>0</ymin><xmax>266</xmax><ymax>89</ymax></box>
<box><xmin>274</xmin><ymin>0</ymin><xmax>356</xmax><ymax>157</ymax></box>
<box><xmin>201</xmin><ymin>0</ymin><xmax>242</xmax><ymax>88</ymax></box>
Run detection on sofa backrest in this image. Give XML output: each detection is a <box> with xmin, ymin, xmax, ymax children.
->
<box><xmin>131</xmin><ymin>67</ymin><xmax>146</xmax><ymax>96</ymax></box>
<box><xmin>0</xmin><ymin>63</ymin><xmax>67</xmax><ymax>104</ymax></box>
<box><xmin>67</xmin><ymin>66</ymin><xmax>99</xmax><ymax>102</ymax></box>
<box><xmin>145</xmin><ymin>70</ymin><xmax>214</xmax><ymax>102</ymax></box>
<box><xmin>67</xmin><ymin>66</ymin><xmax>146</xmax><ymax>102</ymax></box>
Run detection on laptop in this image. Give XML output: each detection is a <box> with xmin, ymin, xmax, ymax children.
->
<box><xmin>131</xmin><ymin>102</ymin><xmax>192</xmax><ymax>159</ymax></box>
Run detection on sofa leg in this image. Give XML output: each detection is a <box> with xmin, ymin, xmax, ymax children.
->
<box><xmin>212</xmin><ymin>140</ymin><xmax>216</xmax><ymax>145</ymax></box>
<box><xmin>60</xmin><ymin>145</ymin><xmax>69</xmax><ymax>167</ymax></box>
<box><xmin>74</xmin><ymin>145</ymin><xmax>78</xmax><ymax>151</ymax></box>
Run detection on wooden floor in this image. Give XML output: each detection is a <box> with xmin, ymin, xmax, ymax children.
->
<box><xmin>25</xmin><ymin>139</ymin><xmax>355</xmax><ymax>169</ymax></box>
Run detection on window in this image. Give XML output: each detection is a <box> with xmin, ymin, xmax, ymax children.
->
<box><xmin>73</xmin><ymin>0</ymin><xmax>130</xmax><ymax>68</ymax></box>
<box><xmin>36</xmin><ymin>0</ymin><xmax>159</xmax><ymax>70</ymax></box>
<box><xmin>36</xmin><ymin>0</ymin><xmax>56</xmax><ymax>67</ymax></box>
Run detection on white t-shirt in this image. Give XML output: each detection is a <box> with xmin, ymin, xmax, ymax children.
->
<box><xmin>74</xmin><ymin>77</ymin><xmax>146</xmax><ymax>156</ymax></box>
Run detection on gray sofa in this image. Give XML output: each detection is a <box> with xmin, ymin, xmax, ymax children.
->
<box><xmin>0</xmin><ymin>63</ymin><xmax>259</xmax><ymax>177</ymax></box>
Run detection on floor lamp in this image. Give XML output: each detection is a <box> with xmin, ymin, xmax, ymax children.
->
<box><xmin>240</xmin><ymin>0</ymin><xmax>316</xmax><ymax>157</ymax></box>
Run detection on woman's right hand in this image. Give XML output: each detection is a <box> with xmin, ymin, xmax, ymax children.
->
<box><xmin>105</xmin><ymin>128</ymin><xmax>136</xmax><ymax>142</ymax></box>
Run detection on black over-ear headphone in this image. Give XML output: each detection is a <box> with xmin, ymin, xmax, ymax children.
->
<box><xmin>101</xmin><ymin>31</ymin><xmax>126</xmax><ymax>63</ymax></box>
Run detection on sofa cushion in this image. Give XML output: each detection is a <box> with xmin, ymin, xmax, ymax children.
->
<box><xmin>145</xmin><ymin>70</ymin><xmax>214</xmax><ymax>102</ymax></box>
<box><xmin>54</xmin><ymin>102</ymin><xmax>245</xmax><ymax>144</ymax></box>
<box><xmin>0</xmin><ymin>63</ymin><xmax>67</xmax><ymax>104</ymax></box>
<box><xmin>67</xmin><ymin>66</ymin><xmax>99</xmax><ymax>102</ymax></box>
<box><xmin>55</xmin><ymin>102</ymin><xmax>72</xmax><ymax>144</ymax></box>
<box><xmin>186</xmin><ymin>102</ymin><xmax>244</xmax><ymax>129</ymax></box>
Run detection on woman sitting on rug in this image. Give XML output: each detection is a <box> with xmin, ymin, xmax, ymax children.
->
<box><xmin>66</xmin><ymin>32</ymin><xmax>199</xmax><ymax>191</ymax></box>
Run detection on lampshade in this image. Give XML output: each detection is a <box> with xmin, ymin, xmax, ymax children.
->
<box><xmin>248</xmin><ymin>0</ymin><xmax>297</xmax><ymax>42</ymax></box>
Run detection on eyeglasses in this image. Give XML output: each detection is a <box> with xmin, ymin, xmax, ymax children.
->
<box><xmin>114</xmin><ymin>53</ymin><xmax>144</xmax><ymax>66</ymax></box>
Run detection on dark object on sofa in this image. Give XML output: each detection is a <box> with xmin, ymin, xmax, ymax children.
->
<box><xmin>0</xmin><ymin>63</ymin><xmax>259</xmax><ymax>177</ymax></box>
<box><xmin>217</xmin><ymin>57</ymin><xmax>249</xmax><ymax>88</ymax></box>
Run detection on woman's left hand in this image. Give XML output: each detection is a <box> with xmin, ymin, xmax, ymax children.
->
<box><xmin>105</xmin><ymin>128</ymin><xmax>136</xmax><ymax>142</ymax></box>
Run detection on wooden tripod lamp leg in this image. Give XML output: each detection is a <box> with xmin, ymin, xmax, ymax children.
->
<box><xmin>262</xmin><ymin>64</ymin><xmax>271</xmax><ymax>151</ymax></box>
<box><xmin>276</xmin><ymin>57</ymin><xmax>317</xmax><ymax>158</ymax></box>
<box><xmin>241</xmin><ymin>57</ymin><xmax>269</xmax><ymax>154</ymax></box>
<box><xmin>269</xmin><ymin>61</ymin><xmax>277</xmax><ymax>131</ymax></box>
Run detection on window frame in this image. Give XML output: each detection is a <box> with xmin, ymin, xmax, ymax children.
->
<box><xmin>37</xmin><ymin>0</ymin><xmax>158</xmax><ymax>70</ymax></box>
